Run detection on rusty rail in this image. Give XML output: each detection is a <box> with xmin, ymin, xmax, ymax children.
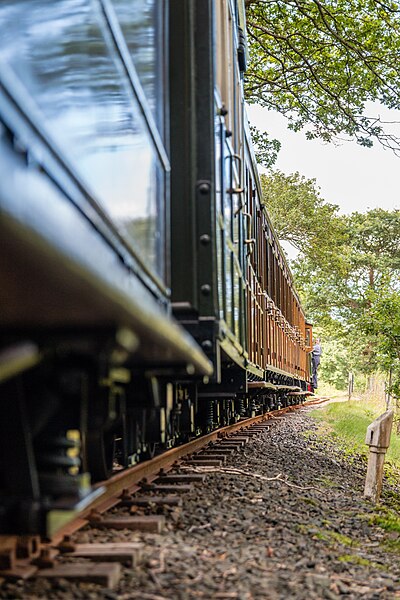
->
<box><xmin>0</xmin><ymin>397</ymin><xmax>328</xmax><ymax>582</ymax></box>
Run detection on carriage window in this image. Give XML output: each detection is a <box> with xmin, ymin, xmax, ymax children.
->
<box><xmin>112</xmin><ymin>0</ymin><xmax>166</xmax><ymax>139</ymax></box>
<box><xmin>215</xmin><ymin>0</ymin><xmax>235</xmax><ymax>134</ymax></box>
<box><xmin>215</xmin><ymin>0</ymin><xmax>226</xmax><ymax>105</ymax></box>
<box><xmin>0</xmin><ymin>0</ymin><xmax>167</xmax><ymax>280</ymax></box>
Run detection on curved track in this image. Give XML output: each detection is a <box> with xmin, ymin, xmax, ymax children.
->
<box><xmin>0</xmin><ymin>397</ymin><xmax>327</xmax><ymax>581</ymax></box>
<box><xmin>54</xmin><ymin>398</ymin><xmax>324</xmax><ymax>544</ymax></box>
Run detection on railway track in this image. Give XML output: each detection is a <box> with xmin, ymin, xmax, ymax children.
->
<box><xmin>0</xmin><ymin>397</ymin><xmax>326</xmax><ymax>588</ymax></box>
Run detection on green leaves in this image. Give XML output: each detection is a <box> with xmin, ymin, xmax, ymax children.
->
<box><xmin>359</xmin><ymin>284</ymin><xmax>400</xmax><ymax>396</ymax></box>
<box><xmin>245</xmin><ymin>0</ymin><xmax>400</xmax><ymax>151</ymax></box>
<box><xmin>318</xmin><ymin>339</ymin><xmax>353</xmax><ymax>390</ymax></box>
<box><xmin>260</xmin><ymin>169</ymin><xmax>400</xmax><ymax>391</ymax></box>
<box><xmin>260</xmin><ymin>170</ymin><xmax>345</xmax><ymax>261</ymax></box>
<box><xmin>249</xmin><ymin>126</ymin><xmax>281</xmax><ymax>168</ymax></box>
<box><xmin>245</xmin><ymin>0</ymin><xmax>400</xmax><ymax>390</ymax></box>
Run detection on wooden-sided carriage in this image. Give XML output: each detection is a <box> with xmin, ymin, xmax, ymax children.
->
<box><xmin>170</xmin><ymin>0</ymin><xmax>313</xmax><ymax>417</ymax></box>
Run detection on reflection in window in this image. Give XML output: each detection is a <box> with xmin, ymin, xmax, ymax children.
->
<box><xmin>112</xmin><ymin>0</ymin><xmax>165</xmax><ymax>138</ymax></box>
<box><xmin>233</xmin><ymin>266</ymin><xmax>241</xmax><ymax>340</ymax></box>
<box><xmin>215</xmin><ymin>118</ymin><xmax>225</xmax><ymax>321</ymax></box>
<box><xmin>224</xmin><ymin>153</ymin><xmax>233</xmax><ymax>236</ymax></box>
<box><xmin>217</xmin><ymin>228</ymin><xmax>225</xmax><ymax>321</ymax></box>
<box><xmin>0</xmin><ymin>0</ymin><xmax>166</xmax><ymax>280</ymax></box>
<box><xmin>225</xmin><ymin>251</ymin><xmax>233</xmax><ymax>331</ymax></box>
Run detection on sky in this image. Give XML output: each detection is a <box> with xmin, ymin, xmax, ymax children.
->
<box><xmin>246</xmin><ymin>103</ymin><xmax>400</xmax><ymax>216</ymax></box>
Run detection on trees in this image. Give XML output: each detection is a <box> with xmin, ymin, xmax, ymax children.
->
<box><xmin>288</xmin><ymin>208</ymin><xmax>400</xmax><ymax>321</ymax></box>
<box><xmin>261</xmin><ymin>173</ymin><xmax>400</xmax><ymax>390</ymax></box>
<box><xmin>249</xmin><ymin>126</ymin><xmax>281</xmax><ymax>169</ymax></box>
<box><xmin>346</xmin><ymin>209</ymin><xmax>400</xmax><ymax>290</ymax></box>
<box><xmin>360</xmin><ymin>284</ymin><xmax>400</xmax><ymax>396</ymax></box>
<box><xmin>318</xmin><ymin>339</ymin><xmax>354</xmax><ymax>390</ymax></box>
<box><xmin>297</xmin><ymin>210</ymin><xmax>400</xmax><ymax>391</ymax></box>
<box><xmin>245</xmin><ymin>1</ymin><xmax>400</xmax><ymax>391</ymax></box>
<box><xmin>260</xmin><ymin>170</ymin><xmax>343</xmax><ymax>257</ymax></box>
<box><xmin>245</xmin><ymin>0</ymin><xmax>400</xmax><ymax>153</ymax></box>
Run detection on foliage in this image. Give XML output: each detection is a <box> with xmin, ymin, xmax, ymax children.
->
<box><xmin>318</xmin><ymin>339</ymin><xmax>351</xmax><ymax>390</ymax></box>
<box><xmin>250</xmin><ymin>126</ymin><xmax>281</xmax><ymax>169</ymax></box>
<box><xmin>260</xmin><ymin>170</ymin><xmax>344</xmax><ymax>259</ymax></box>
<box><xmin>345</xmin><ymin>209</ymin><xmax>400</xmax><ymax>289</ymax></box>
<box><xmin>312</xmin><ymin>399</ymin><xmax>400</xmax><ymax>466</ymax></box>
<box><xmin>360</xmin><ymin>284</ymin><xmax>400</xmax><ymax>396</ymax></box>
<box><xmin>245</xmin><ymin>0</ymin><xmax>400</xmax><ymax>152</ymax></box>
<box><xmin>261</xmin><ymin>168</ymin><xmax>400</xmax><ymax>389</ymax></box>
<box><xmin>293</xmin><ymin>209</ymin><xmax>400</xmax><ymax>324</ymax></box>
<box><xmin>304</xmin><ymin>212</ymin><xmax>400</xmax><ymax>387</ymax></box>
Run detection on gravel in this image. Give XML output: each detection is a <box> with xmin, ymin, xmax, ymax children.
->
<box><xmin>2</xmin><ymin>407</ymin><xmax>400</xmax><ymax>599</ymax></box>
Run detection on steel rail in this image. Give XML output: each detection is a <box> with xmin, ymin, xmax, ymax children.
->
<box><xmin>51</xmin><ymin>398</ymin><xmax>324</xmax><ymax>545</ymax></box>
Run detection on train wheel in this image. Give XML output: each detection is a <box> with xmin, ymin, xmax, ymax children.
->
<box><xmin>85</xmin><ymin>429</ymin><xmax>116</xmax><ymax>482</ymax></box>
<box><xmin>83</xmin><ymin>383</ymin><xmax>126</xmax><ymax>482</ymax></box>
<box><xmin>142</xmin><ymin>442</ymin><xmax>157</xmax><ymax>460</ymax></box>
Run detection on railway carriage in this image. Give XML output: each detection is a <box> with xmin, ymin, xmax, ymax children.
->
<box><xmin>0</xmin><ymin>0</ymin><xmax>312</xmax><ymax>535</ymax></box>
<box><xmin>169</xmin><ymin>0</ymin><xmax>313</xmax><ymax>417</ymax></box>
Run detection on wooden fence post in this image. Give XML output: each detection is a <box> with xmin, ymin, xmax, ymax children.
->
<box><xmin>348</xmin><ymin>372</ymin><xmax>354</xmax><ymax>400</ymax></box>
<box><xmin>364</xmin><ymin>410</ymin><xmax>394</xmax><ymax>503</ymax></box>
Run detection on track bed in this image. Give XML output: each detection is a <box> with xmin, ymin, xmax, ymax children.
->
<box><xmin>3</xmin><ymin>404</ymin><xmax>399</xmax><ymax>599</ymax></box>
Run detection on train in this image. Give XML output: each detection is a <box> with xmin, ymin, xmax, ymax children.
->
<box><xmin>0</xmin><ymin>0</ymin><xmax>313</xmax><ymax>535</ymax></box>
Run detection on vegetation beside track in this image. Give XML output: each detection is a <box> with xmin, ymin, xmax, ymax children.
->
<box><xmin>309</xmin><ymin>396</ymin><xmax>400</xmax><ymax>555</ymax></box>
<box><xmin>311</xmin><ymin>396</ymin><xmax>400</xmax><ymax>468</ymax></box>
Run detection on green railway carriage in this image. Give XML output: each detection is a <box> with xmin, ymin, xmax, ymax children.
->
<box><xmin>0</xmin><ymin>0</ymin><xmax>312</xmax><ymax>535</ymax></box>
<box><xmin>169</xmin><ymin>1</ymin><xmax>312</xmax><ymax>408</ymax></box>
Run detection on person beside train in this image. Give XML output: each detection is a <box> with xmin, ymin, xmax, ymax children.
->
<box><xmin>312</xmin><ymin>338</ymin><xmax>322</xmax><ymax>389</ymax></box>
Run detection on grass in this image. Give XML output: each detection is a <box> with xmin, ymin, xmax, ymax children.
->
<box><xmin>315</xmin><ymin>475</ymin><xmax>340</xmax><ymax>489</ymax></box>
<box><xmin>338</xmin><ymin>554</ymin><xmax>377</xmax><ymax>567</ymax></box>
<box><xmin>311</xmin><ymin>397</ymin><xmax>400</xmax><ymax>467</ymax></box>
<box><xmin>367</xmin><ymin>507</ymin><xmax>400</xmax><ymax>554</ymax></box>
<box><xmin>316</xmin><ymin>382</ymin><xmax>350</xmax><ymax>399</ymax></box>
<box><xmin>314</xmin><ymin>530</ymin><xmax>358</xmax><ymax>547</ymax></box>
<box><xmin>370</xmin><ymin>507</ymin><xmax>400</xmax><ymax>534</ymax></box>
<box><xmin>311</xmin><ymin>394</ymin><xmax>400</xmax><ymax>552</ymax></box>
